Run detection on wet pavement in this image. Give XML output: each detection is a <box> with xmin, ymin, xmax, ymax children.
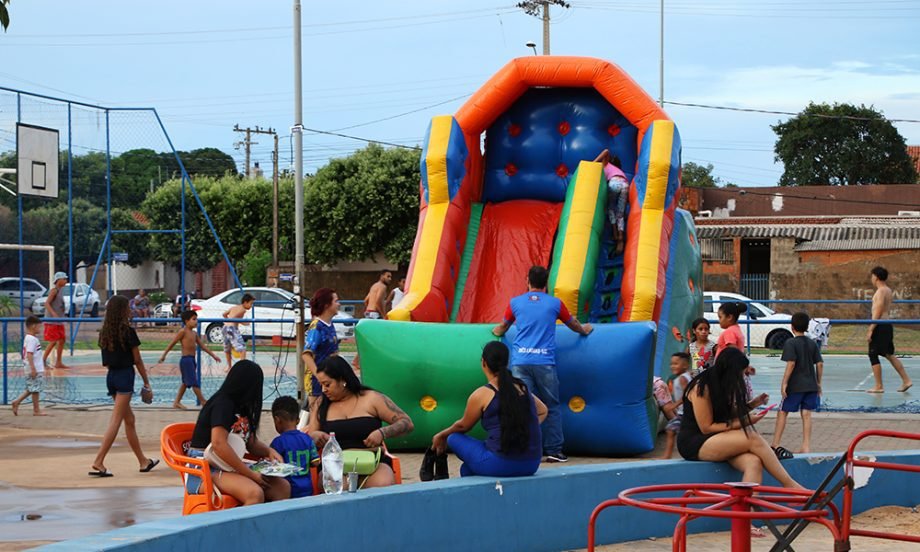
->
<box><xmin>0</xmin><ymin>483</ymin><xmax>180</xmax><ymax>542</ymax></box>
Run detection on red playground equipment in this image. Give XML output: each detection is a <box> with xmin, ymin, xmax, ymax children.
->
<box><xmin>588</xmin><ymin>430</ymin><xmax>920</xmax><ymax>552</ymax></box>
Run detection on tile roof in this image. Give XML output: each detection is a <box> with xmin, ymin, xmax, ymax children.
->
<box><xmin>695</xmin><ymin>216</ymin><xmax>920</xmax><ymax>251</ymax></box>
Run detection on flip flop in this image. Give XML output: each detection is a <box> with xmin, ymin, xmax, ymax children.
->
<box><xmin>88</xmin><ymin>469</ymin><xmax>114</xmax><ymax>477</ymax></box>
<box><xmin>866</xmin><ymin>389</ymin><xmax>885</xmax><ymax>394</ymax></box>
<box><xmin>898</xmin><ymin>384</ymin><xmax>913</xmax><ymax>393</ymax></box>
<box><xmin>772</xmin><ymin>446</ymin><xmax>794</xmax><ymax>460</ymax></box>
<box><xmin>140</xmin><ymin>458</ymin><xmax>160</xmax><ymax>473</ymax></box>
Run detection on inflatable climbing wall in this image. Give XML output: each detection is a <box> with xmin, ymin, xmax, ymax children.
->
<box><xmin>358</xmin><ymin>57</ymin><xmax>702</xmax><ymax>455</ymax></box>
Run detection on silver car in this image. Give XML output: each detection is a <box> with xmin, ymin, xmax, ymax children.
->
<box><xmin>32</xmin><ymin>283</ymin><xmax>102</xmax><ymax>318</ymax></box>
<box><xmin>0</xmin><ymin>277</ymin><xmax>47</xmax><ymax>308</ymax></box>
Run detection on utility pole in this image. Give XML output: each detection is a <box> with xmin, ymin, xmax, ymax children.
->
<box><xmin>660</xmin><ymin>0</ymin><xmax>665</xmax><ymax>107</ymax></box>
<box><xmin>517</xmin><ymin>0</ymin><xmax>569</xmax><ymax>55</ymax></box>
<box><xmin>272</xmin><ymin>133</ymin><xmax>279</xmax><ymax>267</ymax></box>
<box><xmin>233</xmin><ymin>125</ymin><xmax>275</xmax><ymax>178</ymax></box>
<box><xmin>293</xmin><ymin>0</ymin><xmax>306</xmax><ymax>405</ymax></box>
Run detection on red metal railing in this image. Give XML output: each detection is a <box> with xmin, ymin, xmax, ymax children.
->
<box><xmin>841</xmin><ymin>429</ymin><xmax>920</xmax><ymax>547</ymax></box>
<box><xmin>587</xmin><ymin>482</ymin><xmax>840</xmax><ymax>552</ymax></box>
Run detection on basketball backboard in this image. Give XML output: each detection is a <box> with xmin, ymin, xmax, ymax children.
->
<box><xmin>16</xmin><ymin>123</ymin><xmax>59</xmax><ymax>199</ymax></box>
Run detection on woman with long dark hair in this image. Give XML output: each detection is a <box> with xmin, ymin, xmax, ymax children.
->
<box><xmin>89</xmin><ymin>295</ymin><xmax>158</xmax><ymax>477</ymax></box>
<box><xmin>306</xmin><ymin>356</ymin><xmax>414</xmax><ymax>488</ymax></box>
<box><xmin>189</xmin><ymin>360</ymin><xmax>289</xmax><ymax>505</ymax></box>
<box><xmin>678</xmin><ymin>348</ymin><xmax>802</xmax><ymax>489</ymax></box>
<box><xmin>432</xmin><ymin>341</ymin><xmax>547</xmax><ymax>477</ymax></box>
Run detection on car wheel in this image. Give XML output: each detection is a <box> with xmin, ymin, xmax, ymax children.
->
<box><xmin>91</xmin><ymin>302</ymin><xmax>99</xmax><ymax>317</ymax></box>
<box><xmin>767</xmin><ymin>330</ymin><xmax>793</xmax><ymax>350</ymax></box>
<box><xmin>206</xmin><ymin>323</ymin><xmax>225</xmax><ymax>344</ymax></box>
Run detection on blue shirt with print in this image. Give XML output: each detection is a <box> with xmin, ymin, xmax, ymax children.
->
<box><xmin>504</xmin><ymin>291</ymin><xmax>572</xmax><ymax>367</ymax></box>
<box><xmin>270</xmin><ymin>430</ymin><xmax>319</xmax><ymax>498</ymax></box>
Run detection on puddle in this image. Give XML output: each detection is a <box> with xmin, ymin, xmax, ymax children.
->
<box><xmin>0</xmin><ymin>483</ymin><xmax>181</xmax><ymax>542</ymax></box>
<box><xmin>10</xmin><ymin>438</ymin><xmax>100</xmax><ymax>449</ymax></box>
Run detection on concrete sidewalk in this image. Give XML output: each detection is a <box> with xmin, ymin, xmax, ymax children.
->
<box><xmin>2</xmin><ymin>405</ymin><xmax>919</xmax><ymax>550</ymax></box>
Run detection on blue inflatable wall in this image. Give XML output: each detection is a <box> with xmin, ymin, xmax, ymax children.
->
<box><xmin>482</xmin><ymin>88</ymin><xmax>639</xmax><ymax>204</ymax></box>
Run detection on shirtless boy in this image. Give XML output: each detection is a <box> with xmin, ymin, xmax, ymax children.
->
<box><xmin>160</xmin><ymin>310</ymin><xmax>221</xmax><ymax>408</ymax></box>
<box><xmin>363</xmin><ymin>270</ymin><xmax>392</xmax><ymax>319</ymax></box>
<box><xmin>866</xmin><ymin>266</ymin><xmax>912</xmax><ymax>393</ymax></box>
<box><xmin>222</xmin><ymin>293</ymin><xmax>255</xmax><ymax>369</ymax></box>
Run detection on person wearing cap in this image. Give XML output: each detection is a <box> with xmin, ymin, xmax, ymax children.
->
<box><xmin>42</xmin><ymin>272</ymin><xmax>70</xmax><ymax>369</ymax></box>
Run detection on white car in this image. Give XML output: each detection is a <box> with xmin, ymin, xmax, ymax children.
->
<box><xmin>0</xmin><ymin>277</ymin><xmax>47</xmax><ymax>307</ymax></box>
<box><xmin>191</xmin><ymin>287</ymin><xmax>355</xmax><ymax>344</ymax></box>
<box><xmin>31</xmin><ymin>283</ymin><xmax>101</xmax><ymax>318</ymax></box>
<box><xmin>703</xmin><ymin>291</ymin><xmax>793</xmax><ymax>350</ymax></box>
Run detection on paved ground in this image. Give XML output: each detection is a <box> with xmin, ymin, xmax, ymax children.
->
<box><xmin>2</xmin><ymin>404</ymin><xmax>920</xmax><ymax>550</ymax></box>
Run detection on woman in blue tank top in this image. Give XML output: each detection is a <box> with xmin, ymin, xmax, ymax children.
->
<box><xmin>432</xmin><ymin>341</ymin><xmax>547</xmax><ymax>477</ymax></box>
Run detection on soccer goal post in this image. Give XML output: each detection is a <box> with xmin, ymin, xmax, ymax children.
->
<box><xmin>0</xmin><ymin>244</ymin><xmax>55</xmax><ymax>285</ymax></box>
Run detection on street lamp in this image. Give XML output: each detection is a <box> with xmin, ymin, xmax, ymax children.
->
<box><xmin>526</xmin><ymin>41</ymin><xmax>538</xmax><ymax>55</ymax></box>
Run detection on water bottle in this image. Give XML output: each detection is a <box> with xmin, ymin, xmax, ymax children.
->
<box><xmin>322</xmin><ymin>432</ymin><xmax>344</xmax><ymax>495</ymax></box>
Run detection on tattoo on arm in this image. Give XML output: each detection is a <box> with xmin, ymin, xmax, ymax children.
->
<box><xmin>379</xmin><ymin>393</ymin><xmax>413</xmax><ymax>438</ymax></box>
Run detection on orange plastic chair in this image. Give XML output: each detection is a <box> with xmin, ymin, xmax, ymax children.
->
<box><xmin>160</xmin><ymin>422</ymin><xmax>241</xmax><ymax>515</ymax></box>
<box><xmin>310</xmin><ymin>444</ymin><xmax>402</xmax><ymax>495</ymax></box>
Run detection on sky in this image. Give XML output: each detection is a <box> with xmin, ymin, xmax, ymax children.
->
<box><xmin>1</xmin><ymin>0</ymin><xmax>919</xmax><ymax>187</ymax></box>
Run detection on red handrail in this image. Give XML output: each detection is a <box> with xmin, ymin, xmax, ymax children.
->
<box><xmin>841</xmin><ymin>429</ymin><xmax>920</xmax><ymax>546</ymax></box>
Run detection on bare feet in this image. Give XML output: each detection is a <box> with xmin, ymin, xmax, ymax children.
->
<box><xmin>11</xmin><ymin>402</ymin><xmax>19</xmax><ymax>416</ymax></box>
<box><xmin>172</xmin><ymin>402</ymin><xmax>187</xmax><ymax>410</ymax></box>
<box><xmin>54</xmin><ymin>364</ymin><xmax>71</xmax><ymax>370</ymax></box>
<box><xmin>33</xmin><ymin>410</ymin><xmax>50</xmax><ymax>416</ymax></box>
<box><xmin>898</xmin><ymin>383</ymin><xmax>913</xmax><ymax>393</ymax></box>
<box><xmin>866</xmin><ymin>388</ymin><xmax>884</xmax><ymax>394</ymax></box>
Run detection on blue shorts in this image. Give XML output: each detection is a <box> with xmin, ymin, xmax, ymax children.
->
<box><xmin>781</xmin><ymin>391</ymin><xmax>819</xmax><ymax>413</ymax></box>
<box><xmin>185</xmin><ymin>448</ymin><xmax>220</xmax><ymax>495</ymax></box>
<box><xmin>106</xmin><ymin>368</ymin><xmax>135</xmax><ymax>397</ymax></box>
<box><xmin>180</xmin><ymin>356</ymin><xmax>200</xmax><ymax>388</ymax></box>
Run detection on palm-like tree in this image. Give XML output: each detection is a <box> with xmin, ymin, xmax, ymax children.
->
<box><xmin>0</xmin><ymin>1</ymin><xmax>10</xmax><ymax>32</ymax></box>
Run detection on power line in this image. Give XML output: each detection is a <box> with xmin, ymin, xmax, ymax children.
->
<box><xmin>331</xmin><ymin>94</ymin><xmax>470</xmax><ymax>132</ymax></box>
<box><xmin>664</xmin><ymin>101</ymin><xmax>920</xmax><ymax>124</ymax></box>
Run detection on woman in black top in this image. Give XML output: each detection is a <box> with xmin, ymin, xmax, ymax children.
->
<box><xmin>306</xmin><ymin>356</ymin><xmax>414</xmax><ymax>488</ymax></box>
<box><xmin>190</xmin><ymin>360</ymin><xmax>289</xmax><ymax>505</ymax></box>
<box><xmin>90</xmin><ymin>295</ymin><xmax>158</xmax><ymax>477</ymax></box>
<box><xmin>678</xmin><ymin>348</ymin><xmax>802</xmax><ymax>489</ymax></box>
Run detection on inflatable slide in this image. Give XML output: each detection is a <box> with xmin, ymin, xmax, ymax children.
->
<box><xmin>358</xmin><ymin>57</ymin><xmax>702</xmax><ymax>455</ymax></box>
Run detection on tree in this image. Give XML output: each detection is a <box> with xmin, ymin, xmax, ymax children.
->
<box><xmin>681</xmin><ymin>162</ymin><xmax>719</xmax><ymax>188</ymax></box>
<box><xmin>303</xmin><ymin>144</ymin><xmax>421</xmax><ymax>265</ymax></box>
<box><xmin>773</xmin><ymin>103</ymin><xmax>918</xmax><ymax>186</ymax></box>
<box><xmin>1</xmin><ymin>1</ymin><xmax>10</xmax><ymax>31</ymax></box>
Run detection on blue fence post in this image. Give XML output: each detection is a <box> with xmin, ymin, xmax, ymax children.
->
<box><xmin>2</xmin><ymin>321</ymin><xmax>7</xmax><ymax>405</ymax></box>
<box><xmin>68</xmin><ymin>102</ymin><xmax>75</xmax><ymax>355</ymax></box>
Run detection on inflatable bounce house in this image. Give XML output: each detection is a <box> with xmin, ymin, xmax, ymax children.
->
<box><xmin>358</xmin><ymin>57</ymin><xmax>702</xmax><ymax>455</ymax></box>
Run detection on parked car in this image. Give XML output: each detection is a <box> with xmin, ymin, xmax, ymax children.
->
<box><xmin>31</xmin><ymin>283</ymin><xmax>101</xmax><ymax>317</ymax></box>
<box><xmin>0</xmin><ymin>277</ymin><xmax>47</xmax><ymax>308</ymax></box>
<box><xmin>191</xmin><ymin>287</ymin><xmax>355</xmax><ymax>344</ymax></box>
<box><xmin>703</xmin><ymin>291</ymin><xmax>793</xmax><ymax>350</ymax></box>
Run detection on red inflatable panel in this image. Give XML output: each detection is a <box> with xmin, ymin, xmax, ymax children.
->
<box><xmin>456</xmin><ymin>200</ymin><xmax>563</xmax><ymax>323</ymax></box>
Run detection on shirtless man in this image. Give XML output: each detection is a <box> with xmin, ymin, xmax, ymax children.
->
<box><xmin>866</xmin><ymin>266</ymin><xmax>912</xmax><ymax>393</ymax></box>
<box><xmin>363</xmin><ymin>270</ymin><xmax>392</xmax><ymax>319</ymax></box>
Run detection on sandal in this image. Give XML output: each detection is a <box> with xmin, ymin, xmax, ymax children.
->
<box><xmin>139</xmin><ymin>458</ymin><xmax>160</xmax><ymax>473</ymax></box>
<box><xmin>88</xmin><ymin>468</ymin><xmax>114</xmax><ymax>477</ymax></box>
<box><xmin>751</xmin><ymin>526</ymin><xmax>766</xmax><ymax>538</ymax></box>
<box><xmin>772</xmin><ymin>446</ymin><xmax>794</xmax><ymax>460</ymax></box>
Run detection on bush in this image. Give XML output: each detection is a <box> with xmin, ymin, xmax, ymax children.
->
<box><xmin>241</xmin><ymin>248</ymin><xmax>273</xmax><ymax>287</ymax></box>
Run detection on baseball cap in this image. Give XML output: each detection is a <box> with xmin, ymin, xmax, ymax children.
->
<box><xmin>53</xmin><ymin>272</ymin><xmax>68</xmax><ymax>283</ymax></box>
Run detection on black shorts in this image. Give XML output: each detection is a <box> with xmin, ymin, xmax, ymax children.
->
<box><xmin>869</xmin><ymin>324</ymin><xmax>895</xmax><ymax>364</ymax></box>
<box><xmin>106</xmin><ymin>368</ymin><xmax>135</xmax><ymax>397</ymax></box>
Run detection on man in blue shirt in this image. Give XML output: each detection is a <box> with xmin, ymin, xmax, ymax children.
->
<box><xmin>493</xmin><ymin>266</ymin><xmax>592</xmax><ymax>463</ymax></box>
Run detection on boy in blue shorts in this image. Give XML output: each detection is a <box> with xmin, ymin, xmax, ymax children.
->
<box><xmin>160</xmin><ymin>310</ymin><xmax>221</xmax><ymax>409</ymax></box>
<box><xmin>270</xmin><ymin>396</ymin><xmax>319</xmax><ymax>498</ymax></box>
<box><xmin>772</xmin><ymin>312</ymin><xmax>823</xmax><ymax>458</ymax></box>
